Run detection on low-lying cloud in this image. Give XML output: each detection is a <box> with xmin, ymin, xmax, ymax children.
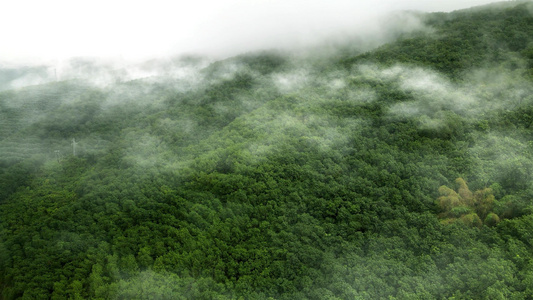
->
<box><xmin>350</xmin><ymin>63</ymin><xmax>533</xmax><ymax>131</ymax></box>
<box><xmin>1</xmin><ymin>0</ymin><xmax>499</xmax><ymax>66</ymax></box>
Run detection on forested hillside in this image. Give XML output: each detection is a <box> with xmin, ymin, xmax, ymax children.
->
<box><xmin>1</xmin><ymin>2</ymin><xmax>533</xmax><ymax>299</ymax></box>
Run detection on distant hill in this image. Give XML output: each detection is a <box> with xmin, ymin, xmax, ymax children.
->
<box><xmin>341</xmin><ymin>1</ymin><xmax>533</xmax><ymax>78</ymax></box>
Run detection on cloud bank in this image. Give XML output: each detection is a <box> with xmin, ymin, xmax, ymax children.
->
<box><xmin>0</xmin><ymin>0</ymin><xmax>500</xmax><ymax>64</ymax></box>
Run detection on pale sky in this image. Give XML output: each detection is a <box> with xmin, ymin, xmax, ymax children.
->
<box><xmin>0</xmin><ymin>0</ymin><xmax>500</xmax><ymax>64</ymax></box>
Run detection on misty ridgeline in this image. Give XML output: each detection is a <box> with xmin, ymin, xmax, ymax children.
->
<box><xmin>1</xmin><ymin>2</ymin><xmax>533</xmax><ymax>299</ymax></box>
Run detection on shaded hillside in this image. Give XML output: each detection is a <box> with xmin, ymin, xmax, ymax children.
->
<box><xmin>341</xmin><ymin>1</ymin><xmax>533</xmax><ymax>79</ymax></box>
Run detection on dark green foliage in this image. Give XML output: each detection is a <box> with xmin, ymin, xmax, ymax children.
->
<box><xmin>2</xmin><ymin>2</ymin><xmax>533</xmax><ymax>299</ymax></box>
<box><xmin>340</xmin><ymin>2</ymin><xmax>533</xmax><ymax>79</ymax></box>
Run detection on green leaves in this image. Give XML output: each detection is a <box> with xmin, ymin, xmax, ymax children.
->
<box><xmin>437</xmin><ymin>178</ymin><xmax>505</xmax><ymax>227</ymax></box>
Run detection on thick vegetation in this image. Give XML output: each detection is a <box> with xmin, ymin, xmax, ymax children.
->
<box><xmin>1</xmin><ymin>2</ymin><xmax>533</xmax><ymax>299</ymax></box>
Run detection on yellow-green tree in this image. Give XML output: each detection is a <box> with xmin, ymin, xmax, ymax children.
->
<box><xmin>473</xmin><ymin>187</ymin><xmax>495</xmax><ymax>221</ymax></box>
<box><xmin>437</xmin><ymin>178</ymin><xmax>499</xmax><ymax>227</ymax></box>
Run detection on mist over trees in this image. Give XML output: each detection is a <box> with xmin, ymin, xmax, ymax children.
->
<box><xmin>1</xmin><ymin>2</ymin><xmax>533</xmax><ymax>299</ymax></box>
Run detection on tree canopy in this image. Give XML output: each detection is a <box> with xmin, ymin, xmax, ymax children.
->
<box><xmin>1</xmin><ymin>2</ymin><xmax>533</xmax><ymax>299</ymax></box>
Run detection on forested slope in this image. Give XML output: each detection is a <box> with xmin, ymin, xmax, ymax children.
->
<box><xmin>1</xmin><ymin>2</ymin><xmax>533</xmax><ymax>299</ymax></box>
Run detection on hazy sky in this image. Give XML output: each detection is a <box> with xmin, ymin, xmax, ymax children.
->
<box><xmin>1</xmin><ymin>0</ymin><xmax>499</xmax><ymax>64</ymax></box>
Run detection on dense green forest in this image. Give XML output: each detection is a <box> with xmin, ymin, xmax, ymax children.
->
<box><xmin>2</xmin><ymin>2</ymin><xmax>533</xmax><ymax>299</ymax></box>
